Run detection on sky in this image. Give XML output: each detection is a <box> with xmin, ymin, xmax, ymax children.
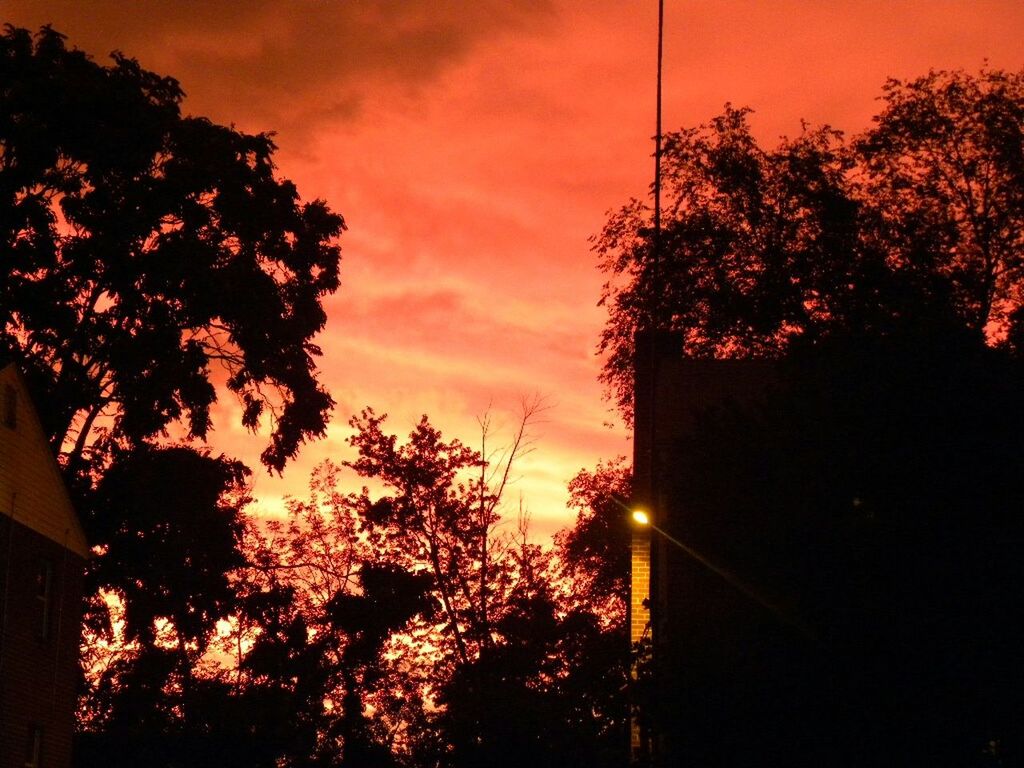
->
<box><xmin>5</xmin><ymin>1</ymin><xmax>1024</xmax><ymax>539</ymax></box>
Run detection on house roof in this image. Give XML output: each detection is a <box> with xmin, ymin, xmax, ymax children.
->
<box><xmin>0</xmin><ymin>362</ymin><xmax>90</xmax><ymax>558</ymax></box>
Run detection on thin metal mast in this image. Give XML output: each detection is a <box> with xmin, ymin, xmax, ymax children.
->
<box><xmin>652</xmin><ymin>0</ymin><xmax>664</xmax><ymax>317</ymax></box>
<box><xmin>631</xmin><ymin>3</ymin><xmax>667</xmax><ymax>765</ymax></box>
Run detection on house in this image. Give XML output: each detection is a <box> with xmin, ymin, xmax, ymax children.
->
<box><xmin>0</xmin><ymin>362</ymin><xmax>88</xmax><ymax>768</ymax></box>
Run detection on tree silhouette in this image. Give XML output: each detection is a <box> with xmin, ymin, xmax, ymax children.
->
<box><xmin>595</xmin><ymin>66</ymin><xmax>1024</xmax><ymax>765</ymax></box>
<box><xmin>85</xmin><ymin>446</ymin><xmax>249</xmax><ymax>648</ymax></box>
<box><xmin>335</xmin><ymin>406</ymin><xmax>548</xmax><ymax>763</ymax></box>
<box><xmin>0</xmin><ymin>25</ymin><xmax>344</xmax><ymax>474</ymax></box>
<box><xmin>236</xmin><ymin>459</ymin><xmax>437</xmax><ymax>766</ymax></box>
<box><xmin>557</xmin><ymin>457</ymin><xmax>631</xmax><ymax>621</ymax></box>
<box><xmin>232</xmin><ymin>407</ymin><xmax>630</xmax><ymax>767</ymax></box>
<box><xmin>76</xmin><ymin>447</ymin><xmax>265</xmax><ymax>766</ymax></box>
<box><xmin>0</xmin><ymin>25</ymin><xmax>346</xmax><ymax>765</ymax></box>
<box><xmin>596</xmin><ymin>67</ymin><xmax>1024</xmax><ymax>421</ymax></box>
<box><xmin>550</xmin><ymin>459</ymin><xmax>633</xmax><ymax>768</ymax></box>
<box><xmin>857</xmin><ymin>68</ymin><xmax>1024</xmax><ymax>337</ymax></box>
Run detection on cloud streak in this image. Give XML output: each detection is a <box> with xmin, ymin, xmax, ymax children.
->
<box><xmin>4</xmin><ymin>1</ymin><xmax>555</xmax><ymax>134</ymax></box>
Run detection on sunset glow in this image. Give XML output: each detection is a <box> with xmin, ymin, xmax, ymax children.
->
<box><xmin>6</xmin><ymin>1</ymin><xmax>1022</xmax><ymax>538</ymax></box>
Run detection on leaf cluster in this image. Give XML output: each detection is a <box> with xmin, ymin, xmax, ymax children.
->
<box><xmin>0</xmin><ymin>25</ymin><xmax>345</xmax><ymax>472</ymax></box>
<box><xmin>597</xmin><ymin>68</ymin><xmax>1024</xmax><ymax>421</ymax></box>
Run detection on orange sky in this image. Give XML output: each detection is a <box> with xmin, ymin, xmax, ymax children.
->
<box><xmin>6</xmin><ymin>1</ymin><xmax>1024</xmax><ymax>539</ymax></box>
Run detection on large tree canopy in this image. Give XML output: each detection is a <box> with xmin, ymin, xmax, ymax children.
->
<box><xmin>0</xmin><ymin>26</ymin><xmax>345</xmax><ymax>765</ymax></box>
<box><xmin>0</xmin><ymin>25</ymin><xmax>345</xmax><ymax>472</ymax></box>
<box><xmin>596</xmin><ymin>67</ymin><xmax>1024</xmax><ymax>420</ymax></box>
<box><xmin>556</xmin><ymin>457</ymin><xmax>631</xmax><ymax>621</ymax></box>
<box><xmin>857</xmin><ymin>68</ymin><xmax>1024</xmax><ymax>336</ymax></box>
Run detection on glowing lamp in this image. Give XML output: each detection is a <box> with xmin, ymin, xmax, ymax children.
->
<box><xmin>631</xmin><ymin>509</ymin><xmax>650</xmax><ymax>526</ymax></box>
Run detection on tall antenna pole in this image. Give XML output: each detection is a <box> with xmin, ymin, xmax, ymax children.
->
<box><xmin>652</xmin><ymin>0</ymin><xmax>664</xmax><ymax>324</ymax></box>
<box><xmin>630</xmin><ymin>3</ymin><xmax>667</xmax><ymax>764</ymax></box>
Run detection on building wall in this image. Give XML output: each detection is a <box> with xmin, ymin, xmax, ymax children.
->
<box><xmin>0</xmin><ymin>517</ymin><xmax>85</xmax><ymax>768</ymax></box>
<box><xmin>629</xmin><ymin>532</ymin><xmax>650</xmax><ymax>647</ymax></box>
<box><xmin>646</xmin><ymin>356</ymin><xmax>776</xmax><ymax>648</ymax></box>
<box><xmin>0</xmin><ymin>364</ymin><xmax>87</xmax><ymax>768</ymax></box>
<box><xmin>630</xmin><ymin>332</ymin><xmax>776</xmax><ymax>764</ymax></box>
<box><xmin>628</xmin><ymin>530</ymin><xmax>649</xmax><ymax>759</ymax></box>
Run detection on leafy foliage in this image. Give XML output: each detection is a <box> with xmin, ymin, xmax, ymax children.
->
<box><xmin>336</xmin><ymin>407</ymin><xmax>558</xmax><ymax>763</ymax></box>
<box><xmin>557</xmin><ymin>457</ymin><xmax>631</xmax><ymax>621</ymax></box>
<box><xmin>77</xmin><ymin>448</ymin><xmax>283</xmax><ymax>766</ymax></box>
<box><xmin>343</xmin><ymin>408</ymin><xmax>496</xmax><ymax>669</ymax></box>
<box><xmin>234</xmin><ymin>409</ymin><xmax>629</xmax><ymax>767</ymax></box>
<box><xmin>857</xmin><ymin>68</ymin><xmax>1024</xmax><ymax>336</ymax></box>
<box><xmin>597</xmin><ymin>68</ymin><xmax>1024</xmax><ymax>420</ymax></box>
<box><xmin>86</xmin><ymin>446</ymin><xmax>249</xmax><ymax>646</ymax></box>
<box><xmin>0</xmin><ymin>25</ymin><xmax>345</xmax><ymax>473</ymax></box>
<box><xmin>0</xmin><ymin>25</ymin><xmax>347</xmax><ymax>766</ymax></box>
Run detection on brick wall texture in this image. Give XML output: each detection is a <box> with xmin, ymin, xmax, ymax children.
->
<box><xmin>629</xmin><ymin>532</ymin><xmax>650</xmax><ymax>646</ymax></box>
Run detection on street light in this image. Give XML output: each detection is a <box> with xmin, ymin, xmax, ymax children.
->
<box><xmin>628</xmin><ymin>505</ymin><xmax>816</xmax><ymax>641</ymax></box>
<box><xmin>628</xmin><ymin>505</ymin><xmax>713</xmax><ymax>564</ymax></box>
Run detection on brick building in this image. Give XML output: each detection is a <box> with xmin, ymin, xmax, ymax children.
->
<box><xmin>0</xmin><ymin>362</ymin><xmax>88</xmax><ymax>768</ymax></box>
<box><xmin>629</xmin><ymin>331</ymin><xmax>775</xmax><ymax>765</ymax></box>
<box><xmin>628</xmin><ymin>327</ymin><xmax>1024</xmax><ymax>766</ymax></box>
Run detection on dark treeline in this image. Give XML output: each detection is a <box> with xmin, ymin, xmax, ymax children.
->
<box><xmin>76</xmin><ymin>409</ymin><xmax>629</xmax><ymax>768</ymax></box>
<box><xmin>597</xmin><ymin>68</ymin><xmax>1024</xmax><ymax>419</ymax></box>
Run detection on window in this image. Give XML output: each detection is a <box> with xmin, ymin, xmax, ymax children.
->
<box><xmin>36</xmin><ymin>560</ymin><xmax>53</xmax><ymax>641</ymax></box>
<box><xmin>25</xmin><ymin>724</ymin><xmax>42</xmax><ymax>768</ymax></box>
<box><xmin>3</xmin><ymin>383</ymin><xmax>15</xmax><ymax>428</ymax></box>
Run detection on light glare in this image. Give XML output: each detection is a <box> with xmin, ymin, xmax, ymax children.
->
<box><xmin>632</xmin><ymin>509</ymin><xmax>650</xmax><ymax>526</ymax></box>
